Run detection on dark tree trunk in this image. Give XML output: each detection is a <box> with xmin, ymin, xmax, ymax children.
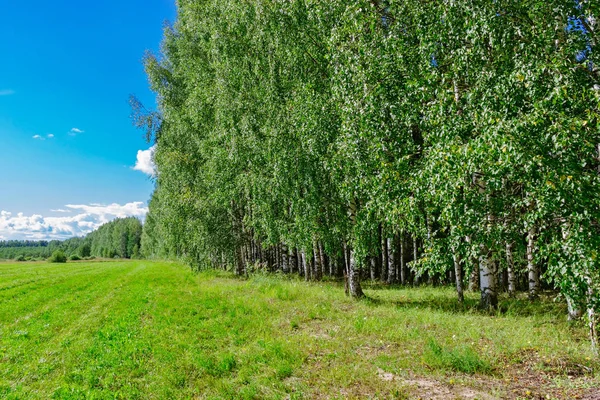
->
<box><xmin>376</xmin><ymin>226</ymin><xmax>383</xmax><ymax>281</ymax></box>
<box><xmin>306</xmin><ymin>250</ymin><xmax>317</xmax><ymax>281</ymax></box>
<box><xmin>282</xmin><ymin>244</ymin><xmax>289</xmax><ymax>273</ymax></box>
<box><xmin>381</xmin><ymin>231</ymin><xmax>388</xmax><ymax>282</ymax></box>
<box><xmin>318</xmin><ymin>241</ymin><xmax>327</xmax><ymax>278</ymax></box>
<box><xmin>236</xmin><ymin>245</ymin><xmax>245</xmax><ymax>276</ymax></box>
<box><xmin>313</xmin><ymin>243</ymin><xmax>322</xmax><ymax>281</ymax></box>
<box><xmin>527</xmin><ymin>227</ymin><xmax>539</xmax><ymax>300</ymax></box>
<box><xmin>399</xmin><ymin>232</ymin><xmax>406</xmax><ymax>285</ymax></box>
<box><xmin>369</xmin><ymin>256</ymin><xmax>376</xmax><ymax>281</ymax></box>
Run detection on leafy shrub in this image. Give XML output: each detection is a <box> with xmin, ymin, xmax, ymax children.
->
<box><xmin>48</xmin><ymin>250</ymin><xmax>67</xmax><ymax>263</ymax></box>
<box><xmin>70</xmin><ymin>254</ymin><xmax>81</xmax><ymax>261</ymax></box>
<box><xmin>14</xmin><ymin>254</ymin><xmax>26</xmax><ymax>262</ymax></box>
<box><xmin>77</xmin><ymin>243</ymin><xmax>91</xmax><ymax>258</ymax></box>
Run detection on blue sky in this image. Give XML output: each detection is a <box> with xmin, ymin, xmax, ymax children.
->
<box><xmin>0</xmin><ymin>0</ymin><xmax>176</xmax><ymax>240</ymax></box>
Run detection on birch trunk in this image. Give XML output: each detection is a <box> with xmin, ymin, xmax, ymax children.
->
<box><xmin>589</xmin><ymin>305</ymin><xmax>598</xmax><ymax>355</ymax></box>
<box><xmin>343</xmin><ymin>241</ymin><xmax>350</xmax><ymax>296</ymax></box>
<box><xmin>282</xmin><ymin>244</ymin><xmax>289</xmax><ymax>273</ymax></box>
<box><xmin>387</xmin><ymin>237</ymin><xmax>395</xmax><ymax>284</ymax></box>
<box><xmin>308</xmin><ymin>249</ymin><xmax>315</xmax><ymax>281</ymax></box>
<box><xmin>348</xmin><ymin>248</ymin><xmax>365</xmax><ymax>298</ymax></box>
<box><xmin>370</xmin><ymin>257</ymin><xmax>377</xmax><ymax>281</ymax></box>
<box><xmin>381</xmin><ymin>233</ymin><xmax>388</xmax><ymax>281</ymax></box>
<box><xmin>236</xmin><ymin>245</ymin><xmax>245</xmax><ymax>276</ymax></box>
<box><xmin>479</xmin><ymin>246</ymin><xmax>498</xmax><ymax>310</ymax></box>
<box><xmin>453</xmin><ymin>252</ymin><xmax>464</xmax><ymax>303</ymax></box>
<box><xmin>292</xmin><ymin>248</ymin><xmax>298</xmax><ymax>275</ymax></box>
<box><xmin>318</xmin><ymin>242</ymin><xmax>326</xmax><ymax>278</ymax></box>
<box><xmin>587</xmin><ymin>275</ymin><xmax>598</xmax><ymax>354</ymax></box>
<box><xmin>413</xmin><ymin>237</ymin><xmax>420</xmax><ymax>285</ymax></box>
<box><xmin>399</xmin><ymin>232</ymin><xmax>406</xmax><ymax>285</ymax></box>
<box><xmin>591</xmin><ymin>142</ymin><xmax>600</xmax><ymax>352</ymax></box>
<box><xmin>567</xmin><ymin>295</ymin><xmax>583</xmax><ymax>321</ymax></box>
<box><xmin>527</xmin><ymin>226</ymin><xmax>539</xmax><ymax>300</ymax></box>
<box><xmin>561</xmin><ymin>226</ymin><xmax>582</xmax><ymax>320</ymax></box>
<box><xmin>301</xmin><ymin>249</ymin><xmax>309</xmax><ymax>281</ymax></box>
<box><xmin>588</xmin><ymin>302</ymin><xmax>598</xmax><ymax>355</ymax></box>
<box><xmin>506</xmin><ymin>242</ymin><xmax>516</xmax><ymax>296</ymax></box>
<box><xmin>313</xmin><ymin>242</ymin><xmax>322</xmax><ymax>281</ymax></box>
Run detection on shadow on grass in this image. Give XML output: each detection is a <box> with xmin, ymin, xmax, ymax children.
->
<box><xmin>198</xmin><ymin>269</ymin><xmax>568</xmax><ymax>319</ymax></box>
<box><xmin>361</xmin><ymin>286</ymin><xmax>568</xmax><ymax>318</ymax></box>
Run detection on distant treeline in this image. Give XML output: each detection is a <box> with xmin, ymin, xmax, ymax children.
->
<box><xmin>0</xmin><ymin>217</ymin><xmax>143</xmax><ymax>261</ymax></box>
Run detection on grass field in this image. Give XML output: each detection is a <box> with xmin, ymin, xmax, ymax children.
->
<box><xmin>0</xmin><ymin>260</ymin><xmax>598</xmax><ymax>399</ymax></box>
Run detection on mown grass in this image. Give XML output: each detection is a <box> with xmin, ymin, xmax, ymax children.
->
<box><xmin>0</xmin><ymin>260</ymin><xmax>597</xmax><ymax>399</ymax></box>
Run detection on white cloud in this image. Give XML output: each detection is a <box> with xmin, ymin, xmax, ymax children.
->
<box><xmin>0</xmin><ymin>89</ymin><xmax>15</xmax><ymax>96</ymax></box>
<box><xmin>133</xmin><ymin>145</ymin><xmax>156</xmax><ymax>176</ymax></box>
<box><xmin>47</xmin><ymin>134</ymin><xmax>54</xmax><ymax>139</ymax></box>
<box><xmin>0</xmin><ymin>202</ymin><xmax>148</xmax><ymax>240</ymax></box>
<box><xmin>69</xmin><ymin>128</ymin><xmax>84</xmax><ymax>136</ymax></box>
<box><xmin>50</xmin><ymin>209</ymin><xmax>71</xmax><ymax>213</ymax></box>
<box><xmin>32</xmin><ymin>134</ymin><xmax>44</xmax><ymax>140</ymax></box>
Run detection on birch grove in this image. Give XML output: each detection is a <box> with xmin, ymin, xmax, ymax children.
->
<box><xmin>136</xmin><ymin>0</ymin><xmax>600</xmax><ymax>351</ymax></box>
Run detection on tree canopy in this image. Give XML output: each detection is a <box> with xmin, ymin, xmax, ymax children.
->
<box><xmin>138</xmin><ymin>0</ymin><xmax>600</xmax><ymax>351</ymax></box>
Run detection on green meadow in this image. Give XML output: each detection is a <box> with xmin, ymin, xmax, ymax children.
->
<box><xmin>0</xmin><ymin>260</ymin><xmax>597</xmax><ymax>399</ymax></box>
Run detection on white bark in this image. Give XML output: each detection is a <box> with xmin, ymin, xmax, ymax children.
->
<box><xmin>506</xmin><ymin>242</ymin><xmax>516</xmax><ymax>296</ymax></box>
<box><xmin>413</xmin><ymin>237</ymin><xmax>419</xmax><ymax>285</ymax></box>
<box><xmin>381</xmin><ymin>232</ymin><xmax>388</xmax><ymax>281</ymax></box>
<box><xmin>586</xmin><ymin>276</ymin><xmax>598</xmax><ymax>355</ymax></box>
<box><xmin>348</xmin><ymin>248</ymin><xmax>364</xmax><ymax>298</ymax></box>
<box><xmin>479</xmin><ymin>245</ymin><xmax>498</xmax><ymax>310</ymax></box>
<box><xmin>453</xmin><ymin>252</ymin><xmax>464</xmax><ymax>303</ymax></box>
<box><xmin>387</xmin><ymin>237</ymin><xmax>395</xmax><ymax>284</ymax></box>
<box><xmin>567</xmin><ymin>295</ymin><xmax>583</xmax><ymax>321</ymax></box>
<box><xmin>301</xmin><ymin>249</ymin><xmax>308</xmax><ymax>281</ymax></box>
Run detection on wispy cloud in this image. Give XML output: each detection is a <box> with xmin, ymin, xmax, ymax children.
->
<box><xmin>0</xmin><ymin>89</ymin><xmax>15</xmax><ymax>96</ymax></box>
<box><xmin>133</xmin><ymin>145</ymin><xmax>156</xmax><ymax>176</ymax></box>
<box><xmin>0</xmin><ymin>202</ymin><xmax>148</xmax><ymax>240</ymax></box>
<box><xmin>68</xmin><ymin>128</ymin><xmax>84</xmax><ymax>136</ymax></box>
<box><xmin>32</xmin><ymin>134</ymin><xmax>44</xmax><ymax>140</ymax></box>
<box><xmin>50</xmin><ymin>209</ymin><xmax>71</xmax><ymax>213</ymax></box>
<box><xmin>47</xmin><ymin>134</ymin><xmax>54</xmax><ymax>139</ymax></box>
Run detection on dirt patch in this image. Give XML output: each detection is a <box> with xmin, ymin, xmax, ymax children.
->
<box><xmin>480</xmin><ymin>349</ymin><xmax>598</xmax><ymax>399</ymax></box>
<box><xmin>372</xmin><ymin>347</ymin><xmax>600</xmax><ymax>400</ymax></box>
<box><xmin>377</xmin><ymin>368</ymin><xmax>499</xmax><ymax>399</ymax></box>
